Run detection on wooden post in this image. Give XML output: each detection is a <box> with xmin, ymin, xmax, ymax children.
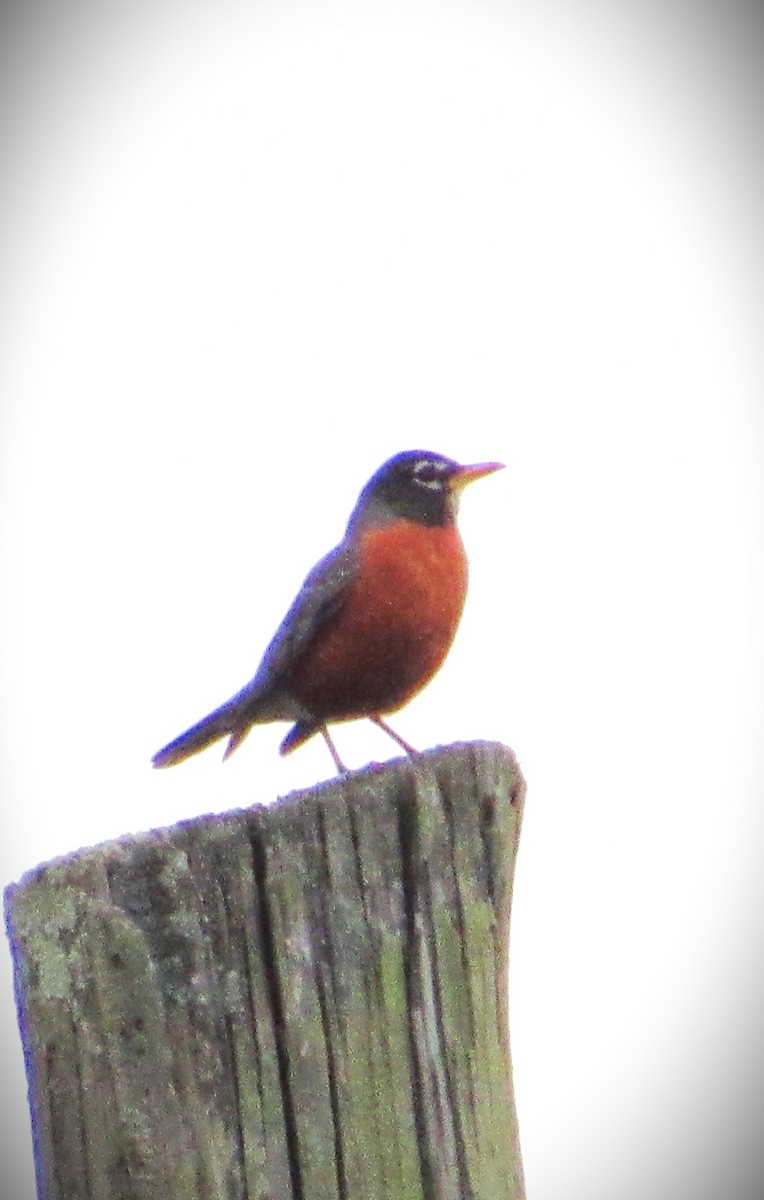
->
<box><xmin>5</xmin><ymin>740</ymin><xmax>525</xmax><ymax>1200</ymax></box>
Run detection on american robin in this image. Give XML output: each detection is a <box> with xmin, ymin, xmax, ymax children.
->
<box><xmin>152</xmin><ymin>449</ymin><xmax>503</xmax><ymax>773</ymax></box>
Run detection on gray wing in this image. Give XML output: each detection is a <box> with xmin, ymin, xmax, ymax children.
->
<box><xmin>228</xmin><ymin>539</ymin><xmax>358</xmax><ymax>716</ymax></box>
<box><xmin>152</xmin><ymin>541</ymin><xmax>358</xmax><ymax>767</ymax></box>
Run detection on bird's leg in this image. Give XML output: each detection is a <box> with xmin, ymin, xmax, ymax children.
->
<box><xmin>370</xmin><ymin>715</ymin><xmax>419</xmax><ymax>758</ymax></box>
<box><xmin>321</xmin><ymin>726</ymin><xmax>348</xmax><ymax>774</ymax></box>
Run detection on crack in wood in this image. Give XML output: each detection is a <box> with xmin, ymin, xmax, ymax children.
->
<box><xmin>314</xmin><ymin>805</ymin><xmax>349</xmax><ymax>1200</ymax></box>
<box><xmin>222</xmin><ymin>1011</ymin><xmax>249</xmax><ymax>1197</ymax></box>
<box><xmin>249</xmin><ymin>830</ymin><xmax>305</xmax><ymax>1200</ymax></box>
<box><xmin>393</xmin><ymin>783</ymin><xmax>432</xmax><ymax>1200</ymax></box>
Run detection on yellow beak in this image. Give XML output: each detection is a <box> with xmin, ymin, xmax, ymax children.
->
<box><xmin>450</xmin><ymin>461</ymin><xmax>505</xmax><ymax>491</ymax></box>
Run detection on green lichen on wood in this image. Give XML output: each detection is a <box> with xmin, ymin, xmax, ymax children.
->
<box><xmin>6</xmin><ymin>741</ymin><xmax>524</xmax><ymax>1200</ymax></box>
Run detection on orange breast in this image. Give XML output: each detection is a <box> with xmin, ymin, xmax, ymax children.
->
<box><xmin>288</xmin><ymin>521</ymin><xmax>468</xmax><ymax>720</ymax></box>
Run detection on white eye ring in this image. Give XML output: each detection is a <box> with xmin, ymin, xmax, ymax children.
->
<box><xmin>412</xmin><ymin>460</ymin><xmax>446</xmax><ymax>489</ymax></box>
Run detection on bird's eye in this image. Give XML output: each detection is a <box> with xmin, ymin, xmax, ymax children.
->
<box><xmin>412</xmin><ymin>460</ymin><xmax>445</xmax><ymax>489</ymax></box>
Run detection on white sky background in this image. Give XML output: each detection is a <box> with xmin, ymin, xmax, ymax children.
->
<box><xmin>1</xmin><ymin>1</ymin><xmax>763</xmax><ymax>1196</ymax></box>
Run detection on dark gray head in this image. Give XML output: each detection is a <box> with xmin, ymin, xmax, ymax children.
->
<box><xmin>347</xmin><ymin>450</ymin><xmax>504</xmax><ymax>532</ymax></box>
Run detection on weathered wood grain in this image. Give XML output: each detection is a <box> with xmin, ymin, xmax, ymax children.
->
<box><xmin>5</xmin><ymin>740</ymin><xmax>525</xmax><ymax>1200</ymax></box>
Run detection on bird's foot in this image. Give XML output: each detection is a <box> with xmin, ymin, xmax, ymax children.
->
<box><xmin>370</xmin><ymin>715</ymin><xmax>419</xmax><ymax>758</ymax></box>
<box><xmin>320</xmin><ymin>726</ymin><xmax>349</xmax><ymax>774</ymax></box>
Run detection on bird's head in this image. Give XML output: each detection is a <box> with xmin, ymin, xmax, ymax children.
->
<box><xmin>347</xmin><ymin>450</ymin><xmax>504</xmax><ymax>532</ymax></box>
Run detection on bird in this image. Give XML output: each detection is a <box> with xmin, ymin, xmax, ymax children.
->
<box><xmin>152</xmin><ymin>449</ymin><xmax>503</xmax><ymax>773</ymax></box>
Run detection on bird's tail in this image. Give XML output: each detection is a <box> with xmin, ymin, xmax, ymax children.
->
<box><xmin>279</xmin><ymin>718</ymin><xmax>320</xmax><ymax>756</ymax></box>
<box><xmin>152</xmin><ymin>702</ymin><xmax>252</xmax><ymax>768</ymax></box>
